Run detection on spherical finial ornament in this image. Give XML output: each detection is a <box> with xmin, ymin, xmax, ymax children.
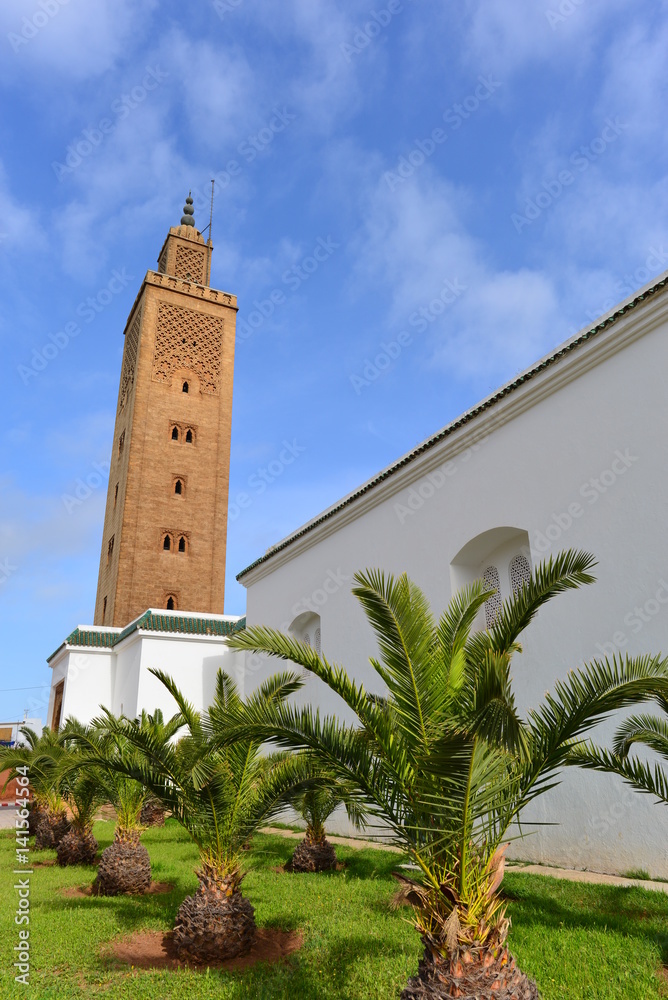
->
<box><xmin>180</xmin><ymin>192</ymin><xmax>196</xmax><ymax>227</ymax></box>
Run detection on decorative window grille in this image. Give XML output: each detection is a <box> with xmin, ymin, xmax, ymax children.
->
<box><xmin>483</xmin><ymin>565</ymin><xmax>502</xmax><ymax>628</ymax></box>
<box><xmin>509</xmin><ymin>554</ymin><xmax>532</xmax><ymax>596</ymax></box>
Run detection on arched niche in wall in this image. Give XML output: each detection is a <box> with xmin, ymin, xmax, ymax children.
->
<box><xmin>288</xmin><ymin>611</ymin><xmax>322</xmax><ymax>654</ymax></box>
<box><xmin>450</xmin><ymin>526</ymin><xmax>532</xmax><ymax>631</ymax></box>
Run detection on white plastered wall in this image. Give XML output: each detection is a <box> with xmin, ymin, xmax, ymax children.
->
<box><xmin>241</xmin><ymin>296</ymin><xmax>668</xmax><ymax>876</ymax></box>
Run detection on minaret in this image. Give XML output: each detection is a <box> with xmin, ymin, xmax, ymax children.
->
<box><xmin>93</xmin><ymin>196</ymin><xmax>237</xmax><ymax>626</ymax></box>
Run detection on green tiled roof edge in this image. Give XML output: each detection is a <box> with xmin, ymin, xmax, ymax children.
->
<box><xmin>47</xmin><ymin>613</ymin><xmax>247</xmax><ymax>662</ymax></box>
<box><xmin>237</xmin><ymin>276</ymin><xmax>668</xmax><ymax>581</ymax></box>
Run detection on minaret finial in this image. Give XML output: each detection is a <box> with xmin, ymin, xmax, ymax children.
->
<box><xmin>180</xmin><ymin>191</ymin><xmax>196</xmax><ymax>228</ymax></box>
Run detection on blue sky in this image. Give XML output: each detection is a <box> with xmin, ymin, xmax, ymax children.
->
<box><xmin>1</xmin><ymin>0</ymin><xmax>667</xmax><ymax>723</ymax></box>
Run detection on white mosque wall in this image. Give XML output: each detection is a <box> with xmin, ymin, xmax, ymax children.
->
<box><xmin>241</xmin><ymin>290</ymin><xmax>668</xmax><ymax>877</ymax></box>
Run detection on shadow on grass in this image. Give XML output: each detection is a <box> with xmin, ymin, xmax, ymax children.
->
<box><xmin>504</xmin><ymin>874</ymin><xmax>668</xmax><ymax>963</ymax></box>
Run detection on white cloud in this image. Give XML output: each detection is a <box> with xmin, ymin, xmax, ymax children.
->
<box><xmin>350</xmin><ymin>166</ymin><xmax>559</xmax><ymax>380</ymax></box>
<box><xmin>0</xmin><ymin>0</ymin><xmax>158</xmax><ymax>81</ymax></box>
<box><xmin>459</xmin><ymin>0</ymin><xmax>628</xmax><ymax>75</ymax></box>
<box><xmin>0</xmin><ymin>159</ymin><xmax>47</xmax><ymax>252</ymax></box>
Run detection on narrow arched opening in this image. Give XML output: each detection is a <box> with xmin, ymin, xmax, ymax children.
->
<box><xmin>182</xmin><ymin>381</ymin><xmax>189</xmax><ymax>393</ymax></box>
<box><xmin>163</xmin><ymin>535</ymin><xmax>171</xmax><ymax>551</ymax></box>
<box><xmin>175</xmin><ymin>480</ymin><xmax>182</xmax><ymax>495</ymax></box>
<box><xmin>171</xmin><ymin>426</ymin><xmax>179</xmax><ymax>441</ymax></box>
<box><xmin>178</xmin><ymin>536</ymin><xmax>186</xmax><ymax>553</ymax></box>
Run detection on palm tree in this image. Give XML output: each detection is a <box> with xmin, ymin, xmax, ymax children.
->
<box><xmin>569</xmin><ymin>694</ymin><xmax>668</xmax><ymax>803</ymax></box>
<box><xmin>136</xmin><ymin>710</ymin><xmax>171</xmax><ymax>827</ymax></box>
<box><xmin>86</xmin><ymin>669</ymin><xmax>315</xmax><ymax>962</ymax></box>
<box><xmin>0</xmin><ymin>727</ymin><xmax>70</xmax><ymax>848</ymax></box>
<box><xmin>53</xmin><ymin>721</ymin><xmax>105</xmax><ymax>865</ymax></box>
<box><xmin>226</xmin><ymin>552</ymin><xmax>668</xmax><ymax>1000</ymax></box>
<box><xmin>78</xmin><ymin>711</ymin><xmax>183</xmax><ymax>896</ymax></box>
<box><xmin>287</xmin><ymin>778</ymin><xmax>365</xmax><ymax>872</ymax></box>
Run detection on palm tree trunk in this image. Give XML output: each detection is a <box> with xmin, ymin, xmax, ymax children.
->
<box><xmin>172</xmin><ymin>860</ymin><xmax>256</xmax><ymax>962</ymax></box>
<box><xmin>402</xmin><ymin>940</ymin><xmax>540</xmax><ymax>999</ymax></box>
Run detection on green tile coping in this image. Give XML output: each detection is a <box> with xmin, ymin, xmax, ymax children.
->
<box><xmin>237</xmin><ymin>275</ymin><xmax>668</xmax><ymax>580</ymax></box>
<box><xmin>47</xmin><ymin>612</ymin><xmax>247</xmax><ymax>662</ymax></box>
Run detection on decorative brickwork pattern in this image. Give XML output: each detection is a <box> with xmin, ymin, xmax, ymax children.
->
<box><xmin>158</xmin><ymin>247</ymin><xmax>167</xmax><ymax>274</ymax></box>
<box><xmin>119</xmin><ymin>310</ymin><xmax>141</xmax><ymax>411</ymax></box>
<box><xmin>174</xmin><ymin>245</ymin><xmax>205</xmax><ymax>283</ymax></box>
<box><xmin>152</xmin><ymin>303</ymin><xmax>223</xmax><ymax>394</ymax></box>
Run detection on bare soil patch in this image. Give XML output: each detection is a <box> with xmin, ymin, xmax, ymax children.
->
<box><xmin>107</xmin><ymin>926</ymin><xmax>303</xmax><ymax>972</ymax></box>
<box><xmin>62</xmin><ymin>880</ymin><xmax>174</xmax><ymax>898</ymax></box>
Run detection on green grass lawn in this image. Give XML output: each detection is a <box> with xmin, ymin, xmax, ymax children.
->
<box><xmin>1</xmin><ymin>819</ymin><xmax>667</xmax><ymax>998</ymax></box>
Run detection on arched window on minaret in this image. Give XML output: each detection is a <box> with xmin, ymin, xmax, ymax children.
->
<box><xmin>182</xmin><ymin>381</ymin><xmax>189</xmax><ymax>393</ymax></box>
<box><xmin>185</xmin><ymin>429</ymin><xmax>193</xmax><ymax>444</ymax></box>
<box><xmin>178</xmin><ymin>536</ymin><xmax>186</xmax><ymax>553</ymax></box>
<box><xmin>163</xmin><ymin>534</ymin><xmax>171</xmax><ymax>551</ymax></box>
<box><xmin>174</xmin><ymin>480</ymin><xmax>182</xmax><ymax>495</ymax></box>
<box><xmin>166</xmin><ymin>596</ymin><xmax>176</xmax><ymax>611</ymax></box>
<box><xmin>171</xmin><ymin>426</ymin><xmax>179</xmax><ymax>441</ymax></box>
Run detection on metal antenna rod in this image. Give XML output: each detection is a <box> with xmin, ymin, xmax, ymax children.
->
<box><xmin>206</xmin><ymin>179</ymin><xmax>215</xmax><ymax>285</ymax></box>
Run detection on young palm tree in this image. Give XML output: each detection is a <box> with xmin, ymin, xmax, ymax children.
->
<box><xmin>56</xmin><ymin>770</ymin><xmax>101</xmax><ymax>865</ymax></box>
<box><xmin>136</xmin><ymin>709</ymin><xmax>169</xmax><ymax>827</ymax></box>
<box><xmin>287</xmin><ymin>778</ymin><xmax>365</xmax><ymax>872</ymax></box>
<box><xmin>569</xmin><ymin>693</ymin><xmax>668</xmax><ymax>803</ymax></box>
<box><xmin>87</xmin><ymin>669</ymin><xmax>315</xmax><ymax>962</ymax></box>
<box><xmin>50</xmin><ymin>722</ymin><xmax>105</xmax><ymax>865</ymax></box>
<box><xmin>226</xmin><ymin>551</ymin><xmax>668</xmax><ymax>1000</ymax></box>
<box><xmin>80</xmin><ymin>713</ymin><xmax>184</xmax><ymax>896</ymax></box>
<box><xmin>0</xmin><ymin>727</ymin><xmax>70</xmax><ymax>848</ymax></box>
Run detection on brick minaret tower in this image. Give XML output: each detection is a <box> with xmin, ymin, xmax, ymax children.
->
<box><xmin>93</xmin><ymin>195</ymin><xmax>237</xmax><ymax>626</ymax></box>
